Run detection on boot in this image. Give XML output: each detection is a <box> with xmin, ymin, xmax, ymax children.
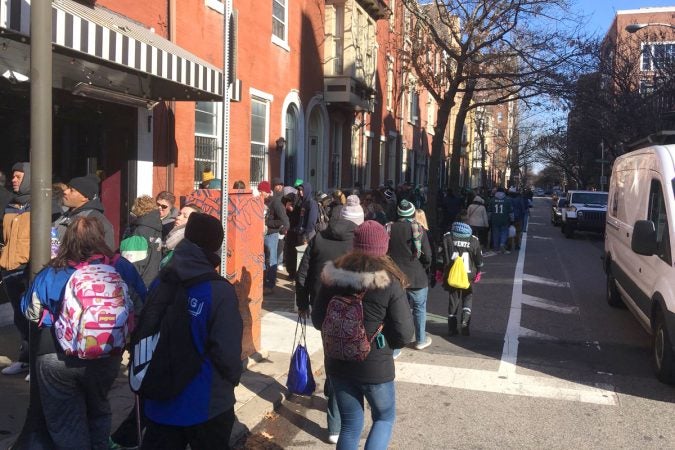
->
<box><xmin>461</xmin><ymin>309</ymin><xmax>471</xmax><ymax>336</ymax></box>
<box><xmin>448</xmin><ymin>315</ymin><xmax>458</xmax><ymax>336</ymax></box>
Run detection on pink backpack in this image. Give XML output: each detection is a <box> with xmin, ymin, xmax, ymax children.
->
<box><xmin>55</xmin><ymin>261</ymin><xmax>133</xmax><ymax>359</ymax></box>
<box><xmin>321</xmin><ymin>291</ymin><xmax>382</xmax><ymax>361</ymax></box>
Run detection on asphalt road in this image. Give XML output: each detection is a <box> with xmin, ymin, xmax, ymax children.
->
<box><xmin>244</xmin><ymin>197</ymin><xmax>675</xmax><ymax>449</ymax></box>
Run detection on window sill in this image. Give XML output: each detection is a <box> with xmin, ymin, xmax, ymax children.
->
<box><xmin>272</xmin><ymin>35</ymin><xmax>291</xmax><ymax>52</ymax></box>
<box><xmin>205</xmin><ymin>0</ymin><xmax>224</xmax><ymax>14</ymax></box>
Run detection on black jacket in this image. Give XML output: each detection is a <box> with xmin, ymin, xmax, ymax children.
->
<box><xmin>312</xmin><ymin>260</ymin><xmax>414</xmax><ymax>384</ymax></box>
<box><xmin>266</xmin><ymin>191</ymin><xmax>290</xmax><ymax>235</ymax></box>
<box><xmin>387</xmin><ymin>220</ymin><xmax>432</xmax><ymax>289</ymax></box>
<box><xmin>441</xmin><ymin>232</ymin><xmax>484</xmax><ymax>287</ymax></box>
<box><xmin>296</xmin><ymin>219</ymin><xmax>356</xmax><ymax>310</ymax></box>
<box><xmin>53</xmin><ymin>199</ymin><xmax>115</xmax><ymax>250</ymax></box>
<box><xmin>0</xmin><ymin>186</ymin><xmax>12</xmax><ymax>244</ymax></box>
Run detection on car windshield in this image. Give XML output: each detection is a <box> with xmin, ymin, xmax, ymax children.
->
<box><xmin>571</xmin><ymin>192</ymin><xmax>608</xmax><ymax>206</ymax></box>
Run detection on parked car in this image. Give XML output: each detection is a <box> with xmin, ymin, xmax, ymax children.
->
<box><xmin>604</xmin><ymin>141</ymin><xmax>675</xmax><ymax>384</ymax></box>
<box><xmin>560</xmin><ymin>190</ymin><xmax>608</xmax><ymax>238</ymax></box>
<box><xmin>551</xmin><ymin>197</ymin><xmax>566</xmax><ymax>226</ymax></box>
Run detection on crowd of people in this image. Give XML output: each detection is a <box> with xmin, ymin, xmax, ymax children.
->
<box><xmin>0</xmin><ymin>164</ymin><xmax>242</xmax><ymax>449</ymax></box>
<box><xmin>0</xmin><ymin>161</ymin><xmax>535</xmax><ymax>449</ymax></box>
<box><xmin>259</xmin><ymin>178</ymin><xmax>533</xmax><ymax>448</ymax></box>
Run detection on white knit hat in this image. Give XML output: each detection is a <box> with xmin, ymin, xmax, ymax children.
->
<box><xmin>341</xmin><ymin>195</ymin><xmax>364</xmax><ymax>225</ymax></box>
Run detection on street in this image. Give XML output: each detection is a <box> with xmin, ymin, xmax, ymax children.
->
<box><xmin>243</xmin><ymin>197</ymin><xmax>675</xmax><ymax>449</ymax></box>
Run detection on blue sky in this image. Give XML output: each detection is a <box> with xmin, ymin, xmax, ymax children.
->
<box><xmin>574</xmin><ymin>0</ymin><xmax>675</xmax><ymax>36</ymax></box>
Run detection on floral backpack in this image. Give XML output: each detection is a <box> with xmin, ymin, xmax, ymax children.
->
<box><xmin>54</xmin><ymin>258</ymin><xmax>133</xmax><ymax>359</ymax></box>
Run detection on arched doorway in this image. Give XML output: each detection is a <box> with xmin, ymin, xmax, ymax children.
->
<box><xmin>306</xmin><ymin>106</ymin><xmax>328</xmax><ymax>192</ymax></box>
<box><xmin>284</xmin><ymin>105</ymin><xmax>299</xmax><ymax>185</ymax></box>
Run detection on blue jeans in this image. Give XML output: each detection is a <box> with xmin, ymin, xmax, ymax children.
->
<box><xmin>491</xmin><ymin>224</ymin><xmax>508</xmax><ymax>250</ymax></box>
<box><xmin>331</xmin><ymin>377</ymin><xmax>396</xmax><ymax>450</ymax></box>
<box><xmin>325</xmin><ymin>377</ymin><xmax>340</xmax><ymax>435</ymax></box>
<box><xmin>264</xmin><ymin>233</ymin><xmax>279</xmax><ymax>288</ymax></box>
<box><xmin>407</xmin><ymin>287</ymin><xmax>428</xmax><ymax>344</ymax></box>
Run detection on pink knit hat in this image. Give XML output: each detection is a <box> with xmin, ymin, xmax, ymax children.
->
<box><xmin>353</xmin><ymin>220</ymin><xmax>390</xmax><ymax>257</ymax></box>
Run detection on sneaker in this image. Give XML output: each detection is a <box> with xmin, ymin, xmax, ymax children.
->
<box><xmin>108</xmin><ymin>437</ymin><xmax>138</xmax><ymax>450</ymax></box>
<box><xmin>25</xmin><ymin>373</ymin><xmax>30</xmax><ymax>382</ymax></box>
<box><xmin>414</xmin><ymin>337</ymin><xmax>432</xmax><ymax>350</ymax></box>
<box><xmin>328</xmin><ymin>434</ymin><xmax>339</xmax><ymax>444</ymax></box>
<box><xmin>392</xmin><ymin>349</ymin><xmax>402</xmax><ymax>360</ymax></box>
<box><xmin>1</xmin><ymin>362</ymin><xmax>29</xmax><ymax>375</ymax></box>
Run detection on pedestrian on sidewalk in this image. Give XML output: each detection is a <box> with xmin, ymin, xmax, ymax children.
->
<box><xmin>466</xmin><ymin>194</ymin><xmax>489</xmax><ymax>250</ymax></box>
<box><xmin>262</xmin><ymin>178</ymin><xmax>289</xmax><ymax>294</ymax></box>
<box><xmin>156</xmin><ymin>191</ymin><xmax>178</xmax><ymax>240</ymax></box>
<box><xmin>139</xmin><ymin>213</ymin><xmax>243</xmax><ymax>450</ymax></box>
<box><xmin>387</xmin><ymin>199</ymin><xmax>433</xmax><ymax>350</ymax></box>
<box><xmin>488</xmin><ymin>187</ymin><xmax>513</xmax><ymax>254</ymax></box>
<box><xmin>312</xmin><ymin>220</ymin><xmax>414</xmax><ymax>449</ymax></box>
<box><xmin>19</xmin><ymin>216</ymin><xmax>137</xmax><ymax>449</ymax></box>
<box><xmin>442</xmin><ymin>221</ymin><xmax>483</xmax><ymax>336</ymax></box>
<box><xmin>296</xmin><ymin>203</ymin><xmax>362</xmax><ymax>443</ymax></box>
<box><xmin>0</xmin><ymin>162</ymin><xmax>31</xmax><ymax>379</ymax></box>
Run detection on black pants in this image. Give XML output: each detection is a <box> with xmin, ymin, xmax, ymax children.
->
<box><xmin>2</xmin><ymin>267</ymin><xmax>29</xmax><ymax>362</ymax></box>
<box><xmin>111</xmin><ymin>399</ymin><xmax>146</xmax><ymax>447</ymax></box>
<box><xmin>141</xmin><ymin>408</ymin><xmax>235</xmax><ymax>450</ymax></box>
<box><xmin>448</xmin><ymin>285</ymin><xmax>473</xmax><ymax>330</ymax></box>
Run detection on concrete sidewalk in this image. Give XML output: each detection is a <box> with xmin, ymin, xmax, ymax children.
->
<box><xmin>0</xmin><ymin>268</ymin><xmax>322</xmax><ymax>449</ymax></box>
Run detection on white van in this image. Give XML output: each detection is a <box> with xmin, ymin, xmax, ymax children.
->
<box><xmin>604</xmin><ymin>142</ymin><xmax>675</xmax><ymax>384</ymax></box>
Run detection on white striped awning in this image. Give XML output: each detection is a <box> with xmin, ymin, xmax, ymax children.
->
<box><xmin>0</xmin><ymin>0</ymin><xmax>223</xmax><ymax>100</ymax></box>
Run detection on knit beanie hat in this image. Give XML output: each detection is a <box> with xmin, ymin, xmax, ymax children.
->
<box><xmin>184</xmin><ymin>212</ymin><xmax>224</xmax><ymax>253</ymax></box>
<box><xmin>68</xmin><ymin>175</ymin><xmax>99</xmax><ymax>200</ymax></box>
<box><xmin>353</xmin><ymin>220</ymin><xmax>390</xmax><ymax>257</ymax></box>
<box><xmin>271</xmin><ymin>177</ymin><xmax>284</xmax><ymax>187</ymax></box>
<box><xmin>257</xmin><ymin>180</ymin><xmax>271</xmax><ymax>194</ymax></box>
<box><xmin>202</xmin><ymin>170</ymin><xmax>215</xmax><ymax>183</ymax></box>
<box><xmin>341</xmin><ymin>194</ymin><xmax>364</xmax><ymax>225</ymax></box>
<box><xmin>451</xmin><ymin>221</ymin><xmax>473</xmax><ymax>238</ymax></box>
<box><xmin>397</xmin><ymin>199</ymin><xmax>415</xmax><ymax>217</ymax></box>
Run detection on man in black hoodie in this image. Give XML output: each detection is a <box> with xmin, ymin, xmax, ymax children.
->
<box><xmin>53</xmin><ymin>175</ymin><xmax>115</xmax><ymax>250</ymax></box>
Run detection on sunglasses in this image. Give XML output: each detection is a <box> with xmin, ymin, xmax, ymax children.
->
<box><xmin>156</xmin><ymin>203</ymin><xmax>169</xmax><ymax>210</ymax></box>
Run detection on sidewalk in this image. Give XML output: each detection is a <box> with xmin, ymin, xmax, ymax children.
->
<box><xmin>0</xmin><ymin>267</ymin><xmax>323</xmax><ymax>449</ymax></box>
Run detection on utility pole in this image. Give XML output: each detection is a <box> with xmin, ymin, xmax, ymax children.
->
<box><xmin>13</xmin><ymin>0</ymin><xmax>53</xmax><ymax>446</ymax></box>
<box><xmin>220</xmin><ymin>0</ymin><xmax>232</xmax><ymax>276</ymax></box>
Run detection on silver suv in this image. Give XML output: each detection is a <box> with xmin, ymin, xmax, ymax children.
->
<box><xmin>561</xmin><ymin>190</ymin><xmax>608</xmax><ymax>238</ymax></box>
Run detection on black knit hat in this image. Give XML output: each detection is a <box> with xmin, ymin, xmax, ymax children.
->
<box><xmin>184</xmin><ymin>212</ymin><xmax>224</xmax><ymax>253</ymax></box>
<box><xmin>68</xmin><ymin>175</ymin><xmax>99</xmax><ymax>200</ymax></box>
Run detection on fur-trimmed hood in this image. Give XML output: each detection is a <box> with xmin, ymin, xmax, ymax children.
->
<box><xmin>320</xmin><ymin>260</ymin><xmax>391</xmax><ymax>290</ymax></box>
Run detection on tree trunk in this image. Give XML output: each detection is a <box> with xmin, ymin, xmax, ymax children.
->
<box><xmin>425</xmin><ymin>92</ymin><xmax>454</xmax><ymax>239</ymax></box>
<box><xmin>449</xmin><ymin>80</ymin><xmax>476</xmax><ymax>189</ymax></box>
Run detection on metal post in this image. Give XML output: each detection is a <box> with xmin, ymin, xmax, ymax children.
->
<box><xmin>220</xmin><ymin>0</ymin><xmax>232</xmax><ymax>276</ymax></box>
<box><xmin>12</xmin><ymin>0</ymin><xmax>53</xmax><ymax>447</ymax></box>
<box><xmin>600</xmin><ymin>141</ymin><xmax>605</xmax><ymax>192</ymax></box>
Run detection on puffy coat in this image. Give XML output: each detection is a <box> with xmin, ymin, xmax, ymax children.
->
<box><xmin>296</xmin><ymin>218</ymin><xmax>356</xmax><ymax>310</ymax></box>
<box><xmin>312</xmin><ymin>259</ymin><xmax>414</xmax><ymax>384</ymax></box>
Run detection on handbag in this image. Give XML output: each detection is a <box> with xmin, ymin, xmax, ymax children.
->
<box><xmin>286</xmin><ymin>316</ymin><xmax>316</xmax><ymax>396</ymax></box>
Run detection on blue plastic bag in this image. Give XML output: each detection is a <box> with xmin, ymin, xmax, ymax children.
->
<box><xmin>286</xmin><ymin>316</ymin><xmax>316</xmax><ymax>396</ymax></box>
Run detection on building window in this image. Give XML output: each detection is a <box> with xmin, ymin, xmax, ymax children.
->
<box><xmin>409</xmin><ymin>90</ymin><xmax>419</xmax><ymax>123</ymax></box>
<box><xmin>497</xmin><ymin>111</ymin><xmax>503</xmax><ymax>123</ymax></box>
<box><xmin>272</xmin><ymin>0</ymin><xmax>287</xmax><ymax>45</ymax></box>
<box><xmin>284</xmin><ymin>106</ymin><xmax>298</xmax><ymax>186</ymax></box>
<box><xmin>642</xmin><ymin>42</ymin><xmax>675</xmax><ymax>71</ymax></box>
<box><xmin>333</xmin><ymin>3</ymin><xmax>345</xmax><ymax>75</ymax></box>
<box><xmin>194</xmin><ymin>101</ymin><xmax>221</xmax><ymax>190</ymax></box>
<box><xmin>386</xmin><ymin>60</ymin><xmax>394</xmax><ymax>111</ymax></box>
<box><xmin>250</xmin><ymin>98</ymin><xmax>269</xmax><ymax>187</ymax></box>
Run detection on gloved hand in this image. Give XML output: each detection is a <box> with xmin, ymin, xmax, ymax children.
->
<box><xmin>473</xmin><ymin>272</ymin><xmax>482</xmax><ymax>283</ymax></box>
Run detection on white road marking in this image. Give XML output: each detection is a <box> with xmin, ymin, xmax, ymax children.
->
<box><xmin>527</xmin><ymin>222</ymin><xmax>545</xmax><ymax>225</ymax></box>
<box><xmin>529</xmin><ymin>235</ymin><xmax>553</xmax><ymax>240</ymax></box>
<box><xmin>521</xmin><ymin>294</ymin><xmax>580</xmax><ymax>315</ymax></box>
<box><xmin>396</xmin><ymin>361</ymin><xmax>618</xmax><ymax>405</ymax></box>
<box><xmin>498</xmin><ymin>233</ymin><xmax>528</xmax><ymax>379</ymax></box>
<box><xmin>519</xmin><ymin>326</ymin><xmax>559</xmax><ymax>341</ymax></box>
<box><xmin>523</xmin><ymin>273</ymin><xmax>570</xmax><ymax>288</ymax></box>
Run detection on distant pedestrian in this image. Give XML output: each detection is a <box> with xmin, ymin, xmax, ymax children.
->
<box><xmin>161</xmin><ymin>203</ymin><xmax>202</xmax><ymax>267</ymax></box>
<box><xmin>387</xmin><ymin>199</ymin><xmax>433</xmax><ymax>351</ymax></box>
<box><xmin>120</xmin><ymin>195</ymin><xmax>163</xmax><ymax>288</ymax></box>
<box><xmin>311</xmin><ymin>220</ymin><xmax>414</xmax><ymax>449</ymax></box>
<box><xmin>466</xmin><ymin>195</ymin><xmax>489</xmax><ymax>249</ymax></box>
<box><xmin>442</xmin><ymin>221</ymin><xmax>483</xmax><ymax>336</ymax></box>
<box><xmin>488</xmin><ymin>187</ymin><xmax>513</xmax><ymax>254</ymax></box>
<box><xmin>261</xmin><ymin>180</ymin><xmax>289</xmax><ymax>294</ymax></box>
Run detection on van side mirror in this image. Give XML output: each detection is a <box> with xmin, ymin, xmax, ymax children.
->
<box><xmin>631</xmin><ymin>220</ymin><xmax>658</xmax><ymax>256</ymax></box>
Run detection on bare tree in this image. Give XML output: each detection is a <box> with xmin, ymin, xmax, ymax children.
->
<box><xmin>398</xmin><ymin>0</ymin><xmax>591</xmax><ymax>228</ymax></box>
